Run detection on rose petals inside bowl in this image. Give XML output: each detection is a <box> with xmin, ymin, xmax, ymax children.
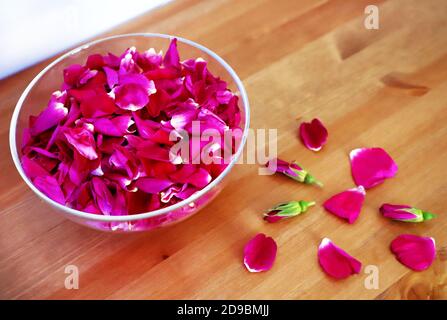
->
<box><xmin>10</xmin><ymin>34</ymin><xmax>249</xmax><ymax>232</ymax></box>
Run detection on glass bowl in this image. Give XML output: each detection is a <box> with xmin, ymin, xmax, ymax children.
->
<box><xmin>9</xmin><ymin>33</ymin><xmax>250</xmax><ymax>232</ymax></box>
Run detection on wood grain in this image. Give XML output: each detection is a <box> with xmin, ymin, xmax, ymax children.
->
<box><xmin>1</xmin><ymin>0</ymin><xmax>446</xmax><ymax>299</ymax></box>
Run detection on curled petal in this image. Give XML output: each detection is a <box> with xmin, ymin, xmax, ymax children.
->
<box><xmin>243</xmin><ymin>233</ymin><xmax>277</xmax><ymax>273</ymax></box>
<box><xmin>390</xmin><ymin>234</ymin><xmax>436</xmax><ymax>271</ymax></box>
<box><xmin>264</xmin><ymin>200</ymin><xmax>315</xmax><ymax>223</ymax></box>
<box><xmin>380</xmin><ymin>203</ymin><xmax>436</xmax><ymax>222</ymax></box>
<box><xmin>350</xmin><ymin>147</ymin><xmax>398</xmax><ymax>189</ymax></box>
<box><xmin>265</xmin><ymin>158</ymin><xmax>323</xmax><ymax>187</ymax></box>
<box><xmin>318</xmin><ymin>238</ymin><xmax>362</xmax><ymax>279</ymax></box>
<box><xmin>299</xmin><ymin>118</ymin><xmax>328</xmax><ymax>152</ymax></box>
<box><xmin>64</xmin><ymin>123</ymin><xmax>98</xmax><ymax>160</ymax></box>
<box><xmin>323</xmin><ymin>186</ymin><xmax>366</xmax><ymax>224</ymax></box>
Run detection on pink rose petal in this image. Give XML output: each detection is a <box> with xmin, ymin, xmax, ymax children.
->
<box><xmin>91</xmin><ymin>177</ymin><xmax>114</xmax><ymax>215</ymax></box>
<box><xmin>350</xmin><ymin>147</ymin><xmax>398</xmax><ymax>189</ymax></box>
<box><xmin>30</xmin><ymin>91</ymin><xmax>68</xmax><ymax>136</ymax></box>
<box><xmin>113</xmin><ymin>74</ymin><xmax>156</xmax><ymax>111</ymax></box>
<box><xmin>33</xmin><ymin>175</ymin><xmax>66</xmax><ymax>204</ymax></box>
<box><xmin>70</xmin><ymin>88</ymin><xmax>117</xmax><ymax>118</ymax></box>
<box><xmin>299</xmin><ymin>118</ymin><xmax>328</xmax><ymax>152</ymax></box>
<box><xmin>318</xmin><ymin>238</ymin><xmax>362</xmax><ymax>279</ymax></box>
<box><xmin>64</xmin><ymin>123</ymin><xmax>98</xmax><ymax>160</ymax></box>
<box><xmin>21</xmin><ymin>156</ymin><xmax>49</xmax><ymax>179</ymax></box>
<box><xmin>91</xmin><ymin>115</ymin><xmax>134</xmax><ymax>137</ymax></box>
<box><xmin>243</xmin><ymin>233</ymin><xmax>277</xmax><ymax>273</ymax></box>
<box><xmin>135</xmin><ymin>177</ymin><xmax>174</xmax><ymax>194</ymax></box>
<box><xmin>163</xmin><ymin>38</ymin><xmax>180</xmax><ymax>69</ymax></box>
<box><xmin>323</xmin><ymin>186</ymin><xmax>366</xmax><ymax>224</ymax></box>
<box><xmin>390</xmin><ymin>234</ymin><xmax>436</xmax><ymax>271</ymax></box>
<box><xmin>103</xmin><ymin>66</ymin><xmax>119</xmax><ymax>89</ymax></box>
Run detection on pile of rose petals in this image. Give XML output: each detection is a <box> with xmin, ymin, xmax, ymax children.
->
<box><xmin>21</xmin><ymin>38</ymin><xmax>242</xmax><ymax>215</ymax></box>
<box><xmin>244</xmin><ymin>118</ymin><xmax>438</xmax><ymax>278</ymax></box>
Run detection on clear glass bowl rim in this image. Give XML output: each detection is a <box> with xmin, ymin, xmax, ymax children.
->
<box><xmin>9</xmin><ymin>33</ymin><xmax>250</xmax><ymax>222</ymax></box>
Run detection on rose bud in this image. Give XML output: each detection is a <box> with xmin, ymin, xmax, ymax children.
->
<box><xmin>264</xmin><ymin>200</ymin><xmax>315</xmax><ymax>223</ymax></box>
<box><xmin>380</xmin><ymin>203</ymin><xmax>436</xmax><ymax>223</ymax></box>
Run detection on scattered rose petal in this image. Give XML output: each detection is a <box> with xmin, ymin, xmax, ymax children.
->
<box><xmin>265</xmin><ymin>158</ymin><xmax>323</xmax><ymax>187</ymax></box>
<box><xmin>299</xmin><ymin>118</ymin><xmax>328</xmax><ymax>152</ymax></box>
<box><xmin>350</xmin><ymin>147</ymin><xmax>398</xmax><ymax>189</ymax></box>
<box><xmin>323</xmin><ymin>186</ymin><xmax>366</xmax><ymax>224</ymax></box>
<box><xmin>264</xmin><ymin>200</ymin><xmax>315</xmax><ymax>223</ymax></box>
<box><xmin>390</xmin><ymin>234</ymin><xmax>436</xmax><ymax>271</ymax></box>
<box><xmin>318</xmin><ymin>238</ymin><xmax>362</xmax><ymax>279</ymax></box>
<box><xmin>380</xmin><ymin>203</ymin><xmax>436</xmax><ymax>223</ymax></box>
<box><xmin>243</xmin><ymin>233</ymin><xmax>277</xmax><ymax>273</ymax></box>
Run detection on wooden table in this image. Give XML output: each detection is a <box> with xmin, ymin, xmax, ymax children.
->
<box><xmin>1</xmin><ymin>0</ymin><xmax>446</xmax><ymax>299</ymax></box>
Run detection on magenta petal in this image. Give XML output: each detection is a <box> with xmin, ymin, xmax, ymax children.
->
<box><xmin>91</xmin><ymin>115</ymin><xmax>134</xmax><ymax>137</ymax></box>
<box><xmin>163</xmin><ymin>38</ymin><xmax>180</xmax><ymax>69</ymax></box>
<box><xmin>30</xmin><ymin>91</ymin><xmax>68</xmax><ymax>136</ymax></box>
<box><xmin>390</xmin><ymin>234</ymin><xmax>436</xmax><ymax>271</ymax></box>
<box><xmin>135</xmin><ymin>177</ymin><xmax>173</xmax><ymax>194</ymax></box>
<box><xmin>21</xmin><ymin>156</ymin><xmax>49</xmax><ymax>179</ymax></box>
<box><xmin>91</xmin><ymin>177</ymin><xmax>114</xmax><ymax>215</ymax></box>
<box><xmin>299</xmin><ymin>118</ymin><xmax>328</xmax><ymax>152</ymax></box>
<box><xmin>318</xmin><ymin>238</ymin><xmax>362</xmax><ymax>279</ymax></box>
<box><xmin>350</xmin><ymin>147</ymin><xmax>398</xmax><ymax>189</ymax></box>
<box><xmin>188</xmin><ymin>168</ymin><xmax>212</xmax><ymax>188</ymax></box>
<box><xmin>323</xmin><ymin>186</ymin><xmax>366</xmax><ymax>224</ymax></box>
<box><xmin>63</xmin><ymin>64</ymin><xmax>85</xmax><ymax>86</ymax></box>
<box><xmin>243</xmin><ymin>233</ymin><xmax>277</xmax><ymax>273</ymax></box>
<box><xmin>64</xmin><ymin>124</ymin><xmax>98</xmax><ymax>160</ymax></box>
<box><xmin>103</xmin><ymin>66</ymin><xmax>119</xmax><ymax>88</ymax></box>
<box><xmin>113</xmin><ymin>74</ymin><xmax>156</xmax><ymax>111</ymax></box>
<box><xmin>33</xmin><ymin>175</ymin><xmax>65</xmax><ymax>204</ymax></box>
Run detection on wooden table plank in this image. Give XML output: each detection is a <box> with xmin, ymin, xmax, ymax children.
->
<box><xmin>0</xmin><ymin>0</ymin><xmax>446</xmax><ymax>299</ymax></box>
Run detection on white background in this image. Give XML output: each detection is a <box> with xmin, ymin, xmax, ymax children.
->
<box><xmin>0</xmin><ymin>0</ymin><xmax>171</xmax><ymax>79</ymax></box>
